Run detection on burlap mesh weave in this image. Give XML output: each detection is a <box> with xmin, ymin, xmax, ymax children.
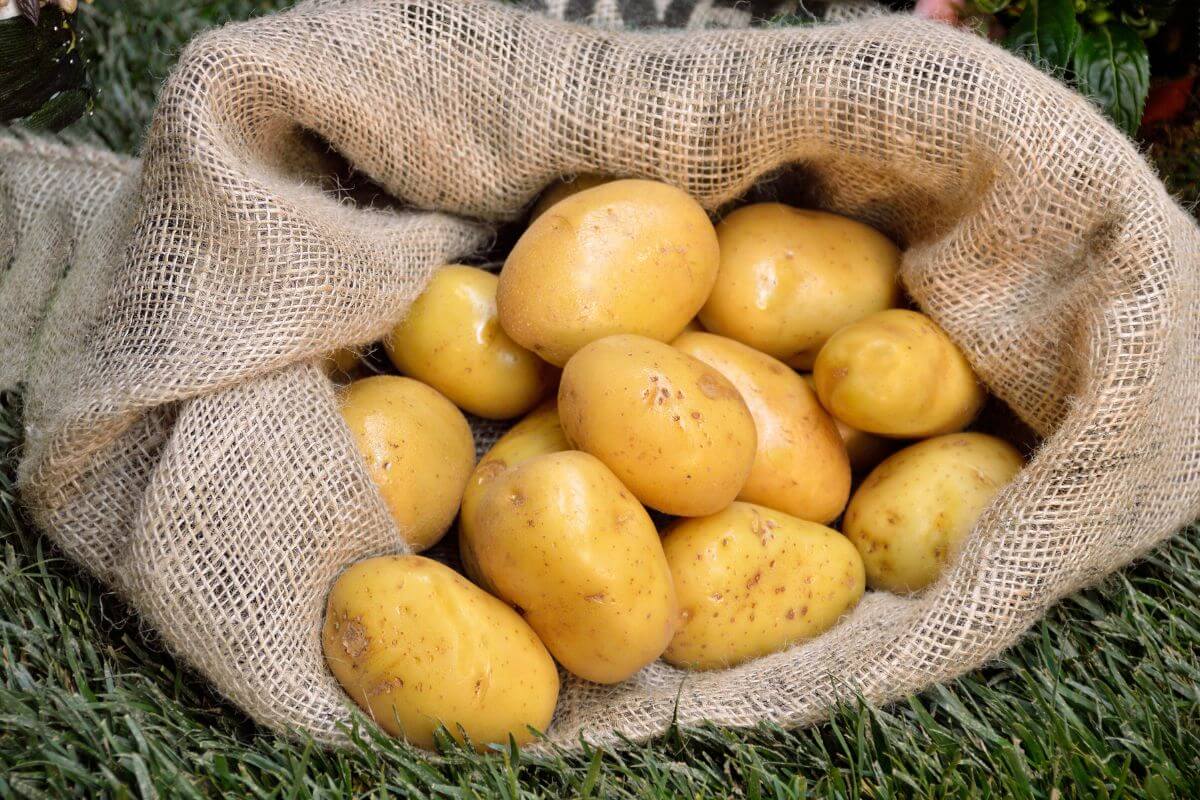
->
<box><xmin>2</xmin><ymin>0</ymin><xmax>1198</xmax><ymax>748</ymax></box>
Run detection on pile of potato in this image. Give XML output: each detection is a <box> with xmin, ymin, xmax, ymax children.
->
<box><xmin>320</xmin><ymin>179</ymin><xmax>1025</xmax><ymax>750</ymax></box>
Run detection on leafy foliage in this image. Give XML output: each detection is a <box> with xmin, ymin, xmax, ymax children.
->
<box><xmin>0</xmin><ymin>8</ymin><xmax>90</xmax><ymax>131</ymax></box>
<box><xmin>1004</xmin><ymin>0</ymin><xmax>1081</xmax><ymax>72</ymax></box>
<box><xmin>1074</xmin><ymin>22</ymin><xmax>1152</xmax><ymax>135</ymax></box>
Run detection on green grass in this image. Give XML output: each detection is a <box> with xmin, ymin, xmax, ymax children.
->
<box><xmin>3</xmin><ymin>2</ymin><xmax>1199</xmax><ymax>796</ymax></box>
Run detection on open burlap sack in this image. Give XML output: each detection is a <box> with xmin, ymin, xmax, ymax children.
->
<box><xmin>3</xmin><ymin>0</ymin><xmax>1198</xmax><ymax>749</ymax></box>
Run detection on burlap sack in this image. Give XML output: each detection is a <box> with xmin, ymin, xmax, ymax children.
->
<box><xmin>2</xmin><ymin>0</ymin><xmax>1198</xmax><ymax>749</ymax></box>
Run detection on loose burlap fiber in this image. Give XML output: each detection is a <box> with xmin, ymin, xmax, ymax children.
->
<box><xmin>2</xmin><ymin>0</ymin><xmax>1199</xmax><ymax>749</ymax></box>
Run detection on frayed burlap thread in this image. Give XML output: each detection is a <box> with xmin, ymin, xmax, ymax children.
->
<box><xmin>2</xmin><ymin>0</ymin><xmax>1198</xmax><ymax>748</ymax></box>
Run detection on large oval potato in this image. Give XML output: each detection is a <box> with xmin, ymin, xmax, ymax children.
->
<box><xmin>466</xmin><ymin>450</ymin><xmax>679</xmax><ymax>684</ymax></box>
<box><xmin>385</xmin><ymin>265</ymin><xmax>555</xmax><ymax>420</ymax></box>
<box><xmin>662</xmin><ymin>502</ymin><xmax>865</xmax><ymax>669</ymax></box>
<box><xmin>322</xmin><ymin>555</ymin><xmax>558</xmax><ymax>749</ymax></box>
<box><xmin>673</xmin><ymin>332</ymin><xmax>850</xmax><ymax>524</ymax></box>
<box><xmin>558</xmin><ymin>334</ymin><xmax>757</xmax><ymax>516</ymax></box>
<box><xmin>842</xmin><ymin>432</ymin><xmax>1024</xmax><ymax>594</ymax></box>
<box><xmin>497</xmin><ymin>179</ymin><xmax>720</xmax><ymax>366</ymax></box>
<box><xmin>699</xmin><ymin>204</ymin><xmax>901</xmax><ymax>365</ymax></box>
<box><xmin>529</xmin><ymin>174</ymin><xmax>610</xmax><ymax>220</ymax></box>
<box><xmin>458</xmin><ymin>400</ymin><xmax>569</xmax><ymax>593</ymax></box>
<box><xmin>813</xmin><ymin>309</ymin><xmax>986</xmax><ymax>438</ymax></box>
<box><xmin>339</xmin><ymin>376</ymin><xmax>475</xmax><ymax>551</ymax></box>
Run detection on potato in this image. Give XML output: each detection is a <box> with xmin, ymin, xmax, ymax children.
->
<box><xmin>497</xmin><ymin>179</ymin><xmax>720</xmax><ymax>366</ymax></box>
<box><xmin>339</xmin><ymin>376</ymin><xmax>475</xmax><ymax>551</ymax></box>
<box><xmin>673</xmin><ymin>332</ymin><xmax>850</xmax><ymax>524</ymax></box>
<box><xmin>322</xmin><ymin>555</ymin><xmax>558</xmax><ymax>749</ymax></box>
<box><xmin>661</xmin><ymin>502</ymin><xmax>864</xmax><ymax>669</ymax></box>
<box><xmin>466</xmin><ymin>450</ymin><xmax>678</xmax><ymax>683</ymax></box>
<box><xmin>800</xmin><ymin>374</ymin><xmax>895</xmax><ymax>474</ymax></box>
<box><xmin>699</xmin><ymin>204</ymin><xmax>901</xmax><ymax>364</ymax></box>
<box><xmin>558</xmin><ymin>334</ymin><xmax>756</xmax><ymax>516</ymax></box>
<box><xmin>320</xmin><ymin>347</ymin><xmax>361</xmax><ymax>382</ymax></box>
<box><xmin>529</xmin><ymin>174</ymin><xmax>610</xmax><ymax>220</ymax></box>
<box><xmin>842</xmin><ymin>432</ymin><xmax>1024</xmax><ymax>594</ymax></box>
<box><xmin>384</xmin><ymin>265</ymin><xmax>555</xmax><ymax>419</ymax></box>
<box><xmin>813</xmin><ymin>309</ymin><xmax>985</xmax><ymax>438</ymax></box>
<box><xmin>458</xmin><ymin>400</ymin><xmax>569</xmax><ymax>592</ymax></box>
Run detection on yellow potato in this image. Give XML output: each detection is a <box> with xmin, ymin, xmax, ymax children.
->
<box><xmin>466</xmin><ymin>450</ymin><xmax>678</xmax><ymax>683</ymax></box>
<box><xmin>497</xmin><ymin>179</ymin><xmax>720</xmax><ymax>366</ymax></box>
<box><xmin>458</xmin><ymin>400</ymin><xmax>569</xmax><ymax>592</ymax></box>
<box><xmin>813</xmin><ymin>309</ymin><xmax>986</xmax><ymax>438</ymax></box>
<box><xmin>842</xmin><ymin>432</ymin><xmax>1024</xmax><ymax>594</ymax></box>
<box><xmin>700</xmin><ymin>204</ymin><xmax>901</xmax><ymax>363</ymax></box>
<box><xmin>320</xmin><ymin>347</ymin><xmax>361</xmax><ymax>382</ymax></box>
<box><xmin>529</xmin><ymin>174</ymin><xmax>610</xmax><ymax>220</ymax></box>
<box><xmin>339</xmin><ymin>376</ymin><xmax>475</xmax><ymax>551</ymax></box>
<box><xmin>662</xmin><ymin>502</ymin><xmax>865</xmax><ymax>670</ymax></box>
<box><xmin>322</xmin><ymin>555</ymin><xmax>558</xmax><ymax>749</ymax></box>
<box><xmin>801</xmin><ymin>374</ymin><xmax>895</xmax><ymax>473</ymax></box>
<box><xmin>385</xmin><ymin>265</ymin><xmax>555</xmax><ymax>420</ymax></box>
<box><xmin>673</xmin><ymin>332</ymin><xmax>850</xmax><ymax>524</ymax></box>
<box><xmin>558</xmin><ymin>334</ymin><xmax>756</xmax><ymax>516</ymax></box>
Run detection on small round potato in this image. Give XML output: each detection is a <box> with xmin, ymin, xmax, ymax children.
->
<box><xmin>842</xmin><ymin>432</ymin><xmax>1024</xmax><ymax>594</ymax></box>
<box><xmin>558</xmin><ymin>334</ymin><xmax>757</xmax><ymax>516</ymax></box>
<box><xmin>339</xmin><ymin>376</ymin><xmax>475</xmax><ymax>551</ymax></box>
<box><xmin>320</xmin><ymin>347</ymin><xmax>362</xmax><ymax>382</ymax></box>
<box><xmin>699</xmin><ymin>204</ymin><xmax>901</xmax><ymax>364</ymax></box>
<box><xmin>322</xmin><ymin>555</ymin><xmax>559</xmax><ymax>749</ymax></box>
<box><xmin>662</xmin><ymin>502</ymin><xmax>865</xmax><ymax>670</ymax></box>
<box><xmin>497</xmin><ymin>179</ymin><xmax>720</xmax><ymax>366</ymax></box>
<box><xmin>466</xmin><ymin>450</ymin><xmax>679</xmax><ymax>684</ymax></box>
<box><xmin>813</xmin><ymin>309</ymin><xmax>986</xmax><ymax>438</ymax></box>
<box><xmin>458</xmin><ymin>400</ymin><xmax>569</xmax><ymax>592</ymax></box>
<box><xmin>674</xmin><ymin>332</ymin><xmax>850</xmax><ymax>524</ymax></box>
<box><xmin>529</xmin><ymin>174</ymin><xmax>610</xmax><ymax>220</ymax></box>
<box><xmin>385</xmin><ymin>265</ymin><xmax>555</xmax><ymax>419</ymax></box>
<box><xmin>800</xmin><ymin>374</ymin><xmax>895</xmax><ymax>474</ymax></box>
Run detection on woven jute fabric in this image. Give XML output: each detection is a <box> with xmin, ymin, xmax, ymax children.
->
<box><xmin>2</xmin><ymin>0</ymin><xmax>1198</xmax><ymax>749</ymax></box>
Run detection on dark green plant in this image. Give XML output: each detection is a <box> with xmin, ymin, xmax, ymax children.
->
<box><xmin>977</xmin><ymin>0</ymin><xmax>1177</xmax><ymax>135</ymax></box>
<box><xmin>0</xmin><ymin>7</ymin><xmax>91</xmax><ymax>131</ymax></box>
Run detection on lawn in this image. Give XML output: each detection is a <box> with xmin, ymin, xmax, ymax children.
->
<box><xmin>2</xmin><ymin>1</ymin><xmax>1199</xmax><ymax>797</ymax></box>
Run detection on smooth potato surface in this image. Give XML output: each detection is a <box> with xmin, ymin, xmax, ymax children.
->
<box><xmin>498</xmin><ymin>179</ymin><xmax>720</xmax><ymax>366</ymax></box>
<box><xmin>674</xmin><ymin>332</ymin><xmax>850</xmax><ymax>523</ymax></box>
<box><xmin>662</xmin><ymin>502</ymin><xmax>865</xmax><ymax>669</ymax></box>
<box><xmin>801</xmin><ymin>373</ymin><xmax>895</xmax><ymax>473</ymax></box>
<box><xmin>700</xmin><ymin>204</ymin><xmax>901</xmax><ymax>363</ymax></box>
<box><xmin>339</xmin><ymin>376</ymin><xmax>475</xmax><ymax>551</ymax></box>
<box><xmin>813</xmin><ymin>309</ymin><xmax>985</xmax><ymax>438</ymax></box>
<box><xmin>385</xmin><ymin>265</ymin><xmax>554</xmax><ymax>419</ymax></box>
<box><xmin>322</xmin><ymin>555</ymin><xmax>558</xmax><ymax>749</ymax></box>
<box><xmin>467</xmin><ymin>450</ymin><xmax>679</xmax><ymax>684</ymax></box>
<box><xmin>842</xmin><ymin>432</ymin><xmax>1024</xmax><ymax>594</ymax></box>
<box><xmin>558</xmin><ymin>334</ymin><xmax>756</xmax><ymax>516</ymax></box>
<box><xmin>458</xmin><ymin>400</ymin><xmax>569</xmax><ymax>592</ymax></box>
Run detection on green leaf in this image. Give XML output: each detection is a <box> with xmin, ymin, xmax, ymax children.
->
<box><xmin>1072</xmin><ymin>23</ymin><xmax>1151</xmax><ymax>136</ymax></box>
<box><xmin>973</xmin><ymin>0</ymin><xmax>1012</xmax><ymax>13</ymax></box>
<box><xmin>1004</xmin><ymin>0</ymin><xmax>1082</xmax><ymax>72</ymax></box>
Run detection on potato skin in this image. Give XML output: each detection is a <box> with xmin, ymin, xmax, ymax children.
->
<box><xmin>673</xmin><ymin>332</ymin><xmax>850</xmax><ymax>524</ymax></box>
<box><xmin>699</xmin><ymin>204</ymin><xmax>901</xmax><ymax>363</ymax></box>
<box><xmin>842</xmin><ymin>433</ymin><xmax>1024</xmax><ymax>594</ymax></box>
<box><xmin>497</xmin><ymin>179</ymin><xmax>720</xmax><ymax>366</ymax></box>
<box><xmin>458</xmin><ymin>400</ymin><xmax>569</xmax><ymax>592</ymax></box>
<box><xmin>529</xmin><ymin>174</ymin><xmax>610</xmax><ymax>220</ymax></box>
<box><xmin>467</xmin><ymin>450</ymin><xmax>679</xmax><ymax>684</ymax></box>
<box><xmin>385</xmin><ymin>265</ymin><xmax>555</xmax><ymax>420</ymax></box>
<box><xmin>800</xmin><ymin>374</ymin><xmax>895</xmax><ymax>474</ymax></box>
<box><xmin>813</xmin><ymin>309</ymin><xmax>985</xmax><ymax>438</ymax></box>
<box><xmin>339</xmin><ymin>376</ymin><xmax>475</xmax><ymax>551</ymax></box>
<box><xmin>322</xmin><ymin>555</ymin><xmax>558</xmax><ymax>750</ymax></box>
<box><xmin>662</xmin><ymin>502</ymin><xmax>865</xmax><ymax>670</ymax></box>
<box><xmin>558</xmin><ymin>334</ymin><xmax>757</xmax><ymax>516</ymax></box>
